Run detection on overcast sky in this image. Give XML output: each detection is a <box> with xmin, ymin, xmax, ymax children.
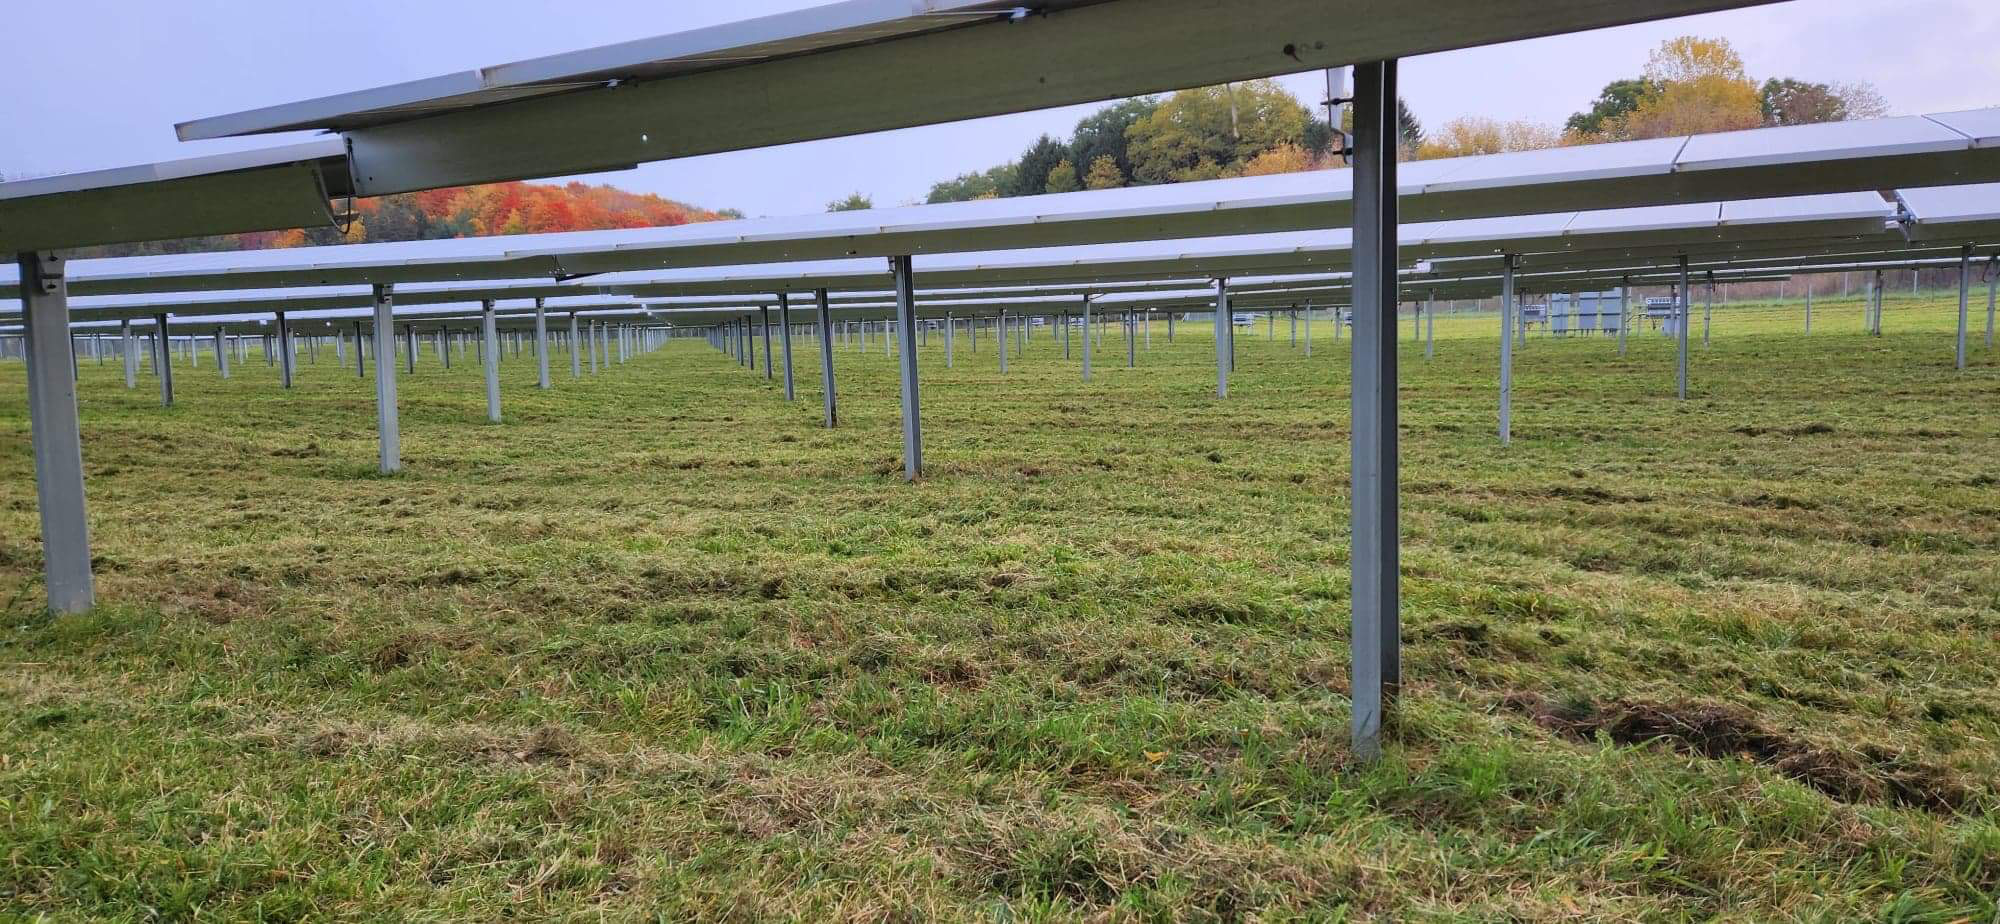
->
<box><xmin>3</xmin><ymin>0</ymin><xmax>1995</xmax><ymax>218</ymax></box>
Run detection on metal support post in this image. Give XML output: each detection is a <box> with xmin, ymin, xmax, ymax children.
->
<box><xmin>482</xmin><ymin>300</ymin><xmax>502</xmax><ymax>422</ymax></box>
<box><xmin>1349</xmin><ymin>60</ymin><xmax>1401</xmax><ymax>763</ymax></box>
<box><xmin>890</xmin><ymin>258</ymin><xmax>922</xmax><ymax>480</ymax></box>
<box><xmin>372</xmin><ymin>285</ymin><xmax>400</xmax><ymax>473</ymax></box>
<box><xmin>779</xmin><ymin>293</ymin><xmax>797</xmax><ymax>400</ymax></box>
<box><xmin>815</xmin><ymin>288</ymin><xmax>837</xmax><ymax>428</ymax></box>
<box><xmin>19</xmin><ymin>252</ymin><xmax>94</xmax><ymax>612</ymax></box>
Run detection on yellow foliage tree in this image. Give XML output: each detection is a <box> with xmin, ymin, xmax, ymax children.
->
<box><xmin>1415</xmin><ymin>117</ymin><xmax>1563</xmax><ymax>159</ymax></box>
<box><xmin>1240</xmin><ymin>144</ymin><xmax>1313</xmax><ymax>177</ymax></box>
<box><xmin>1083</xmin><ymin>154</ymin><xmax>1124</xmax><ymax>190</ymax></box>
<box><xmin>1044</xmin><ymin>159</ymin><xmax>1081</xmax><ymax>194</ymax></box>
<box><xmin>1615</xmin><ymin>36</ymin><xmax>1764</xmax><ymax>139</ymax></box>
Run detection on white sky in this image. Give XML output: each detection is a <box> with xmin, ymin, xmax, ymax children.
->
<box><xmin>2</xmin><ymin>0</ymin><xmax>1995</xmax><ymax>218</ymax></box>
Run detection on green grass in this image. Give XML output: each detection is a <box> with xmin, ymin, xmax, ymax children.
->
<box><xmin>2</xmin><ymin>292</ymin><xmax>1997</xmax><ymax>921</ymax></box>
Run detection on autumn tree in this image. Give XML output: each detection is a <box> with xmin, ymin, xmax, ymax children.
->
<box><xmin>826</xmin><ymin>192</ymin><xmax>874</xmax><ymax>212</ymax></box>
<box><xmin>1239</xmin><ymin>144</ymin><xmax>1314</xmax><ymax>177</ymax></box>
<box><xmin>1761</xmin><ymin>77</ymin><xmax>1889</xmax><ymax>125</ymax></box>
<box><xmin>1616</xmin><ymin>36</ymin><xmax>1764</xmax><ymax>139</ymax></box>
<box><xmin>1044</xmin><ymin>159</ymin><xmax>1081</xmax><ymax>193</ymax></box>
<box><xmin>1416</xmin><ymin>117</ymin><xmax>1563</xmax><ymax>159</ymax></box>
<box><xmin>1125</xmin><ymin>80</ymin><xmax>1310</xmax><ymax>184</ymax></box>
<box><xmin>1083</xmin><ymin>155</ymin><xmax>1124</xmax><ymax>190</ymax></box>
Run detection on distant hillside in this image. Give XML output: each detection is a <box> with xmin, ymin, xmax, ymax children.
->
<box><xmin>69</xmin><ymin>181</ymin><xmax>738</xmax><ymax>259</ymax></box>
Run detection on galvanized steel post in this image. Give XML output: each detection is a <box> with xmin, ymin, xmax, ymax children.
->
<box><xmin>18</xmin><ymin>252</ymin><xmax>94</xmax><ymax>613</ymax></box>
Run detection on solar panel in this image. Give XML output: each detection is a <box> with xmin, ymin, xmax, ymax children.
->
<box><xmin>172</xmin><ymin>0</ymin><xmax>1785</xmax><ymax>197</ymax></box>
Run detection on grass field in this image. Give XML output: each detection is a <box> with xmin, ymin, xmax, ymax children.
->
<box><xmin>3</xmin><ymin>292</ymin><xmax>1998</xmax><ymax>921</ymax></box>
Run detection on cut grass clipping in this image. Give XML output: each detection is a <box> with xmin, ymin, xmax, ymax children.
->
<box><xmin>3</xmin><ymin>295</ymin><xmax>1998</xmax><ymax>920</ymax></box>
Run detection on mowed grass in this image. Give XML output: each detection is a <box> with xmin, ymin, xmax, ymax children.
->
<box><xmin>1</xmin><ymin>292</ymin><xmax>1998</xmax><ymax>921</ymax></box>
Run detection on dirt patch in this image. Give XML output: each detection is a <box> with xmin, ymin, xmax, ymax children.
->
<box><xmin>1506</xmin><ymin>693</ymin><xmax>1974</xmax><ymax>814</ymax></box>
<box><xmin>371</xmin><ymin>628</ymin><xmax>475</xmax><ymax>670</ymax></box>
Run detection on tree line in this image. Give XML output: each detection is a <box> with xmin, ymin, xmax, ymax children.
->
<box><xmin>914</xmin><ymin>36</ymin><xmax>1888</xmax><ymax>207</ymax></box>
<box><xmin>51</xmin><ymin>181</ymin><xmax>737</xmax><ymax>259</ymax></box>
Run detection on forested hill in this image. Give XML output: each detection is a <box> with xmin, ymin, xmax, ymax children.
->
<box><xmin>63</xmin><ymin>181</ymin><xmax>740</xmax><ymax>259</ymax></box>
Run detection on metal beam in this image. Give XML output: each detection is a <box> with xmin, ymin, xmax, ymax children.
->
<box><xmin>1349</xmin><ymin>59</ymin><xmax>1401</xmax><ymax>763</ymax></box>
<box><xmin>18</xmin><ymin>252</ymin><xmax>94</xmax><ymax>613</ymax></box>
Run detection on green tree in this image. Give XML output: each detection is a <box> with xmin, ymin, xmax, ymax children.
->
<box><xmin>1044</xmin><ymin>159</ymin><xmax>1081</xmax><ymax>194</ymax></box>
<box><xmin>1566</xmin><ymin>78</ymin><xmax>1657</xmax><ymax>137</ymax></box>
<box><xmin>1007</xmin><ymin>135</ymin><xmax>1072</xmax><ymax>197</ymax></box>
<box><xmin>1083</xmin><ymin>154</ymin><xmax>1124</xmax><ymax>190</ymax></box>
<box><xmin>1125</xmin><ymin>80</ymin><xmax>1310</xmax><ymax>184</ymax></box>
<box><xmin>1068</xmin><ymin>97</ymin><xmax>1157</xmax><ymax>187</ymax></box>
<box><xmin>826</xmin><ymin>192</ymin><xmax>873</xmax><ymax>212</ymax></box>
<box><xmin>925</xmin><ymin>164</ymin><xmax>1017</xmax><ymax>203</ymax></box>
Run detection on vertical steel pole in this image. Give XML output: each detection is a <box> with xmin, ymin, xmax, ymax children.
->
<box><xmin>779</xmin><ymin>293</ymin><xmax>797</xmax><ymax>400</ymax></box>
<box><xmin>1349</xmin><ymin>59</ymin><xmax>1400</xmax><ymax>763</ymax></box>
<box><xmin>154</xmin><ymin>314</ymin><xmax>174</xmax><ymax>407</ymax></box>
<box><xmin>815</xmin><ymin>289</ymin><xmax>837</xmax><ymax>428</ymax></box>
<box><xmin>569</xmin><ymin>313</ymin><xmax>582</xmax><ymax>378</ymax></box>
<box><xmin>945</xmin><ymin>312</ymin><xmax>956</xmax><ymax>368</ymax></box>
<box><xmin>1804</xmin><ymin>285</ymin><xmax>1814</xmax><ymax>334</ymax></box>
<box><xmin>1126</xmin><ymin>311</ymin><xmax>1136</xmax><ymax>367</ymax></box>
<box><xmin>1677</xmin><ymin>258</ymin><xmax>1691</xmax><ymax>400</ymax></box>
<box><xmin>1213</xmin><ymin>279</ymin><xmax>1229</xmax><ymax>397</ymax></box>
<box><xmin>998</xmin><ymin>310</ymin><xmax>1009</xmax><ymax>373</ymax></box>
<box><xmin>1500</xmin><ymin>256</ymin><xmax>1516</xmax><ymax>446</ymax></box>
<box><xmin>482</xmin><ymin>300</ymin><xmax>502</xmax><ymax>423</ymax></box>
<box><xmin>761</xmin><ymin>306</ymin><xmax>775</xmax><ymax>381</ymax></box>
<box><xmin>277</xmin><ymin>312</ymin><xmax>294</xmax><ymax>389</ymax></box>
<box><xmin>1986</xmin><ymin>257</ymin><xmax>1997</xmax><ymax>349</ymax></box>
<box><xmin>372</xmin><ymin>285</ymin><xmax>400</xmax><ymax>473</ymax></box>
<box><xmin>121</xmin><ymin>319</ymin><xmax>136</xmax><ymax>389</ymax></box>
<box><xmin>1702</xmin><ymin>272</ymin><xmax>1713</xmax><ymax>347</ymax></box>
<box><xmin>1081</xmin><ymin>299</ymin><xmax>1093</xmax><ymax>382</ymax></box>
<box><xmin>1424</xmin><ymin>291</ymin><xmax>1436</xmax><ymax>359</ymax></box>
<box><xmin>1617</xmin><ymin>277</ymin><xmax>1629</xmax><ymax>356</ymax></box>
<box><xmin>891</xmin><ymin>257</ymin><xmax>922</xmax><ymax>480</ymax></box>
<box><xmin>19</xmin><ymin>253</ymin><xmax>94</xmax><ymax>613</ymax></box>
<box><xmin>353</xmin><ymin>322</ymin><xmax>366</xmax><ymax>377</ymax></box>
<box><xmin>1955</xmin><ymin>245</ymin><xmax>1972</xmax><ymax>370</ymax></box>
<box><xmin>1864</xmin><ymin>268</ymin><xmax>1880</xmax><ymax>336</ymax></box>
<box><xmin>1303</xmin><ymin>304</ymin><xmax>1311</xmax><ymax>357</ymax></box>
<box><xmin>534</xmin><ymin>299</ymin><xmax>551</xmax><ymax>389</ymax></box>
<box><xmin>216</xmin><ymin>328</ymin><xmax>230</xmax><ymax>379</ymax></box>
<box><xmin>405</xmin><ymin>324</ymin><xmax>417</xmax><ymax>374</ymax></box>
